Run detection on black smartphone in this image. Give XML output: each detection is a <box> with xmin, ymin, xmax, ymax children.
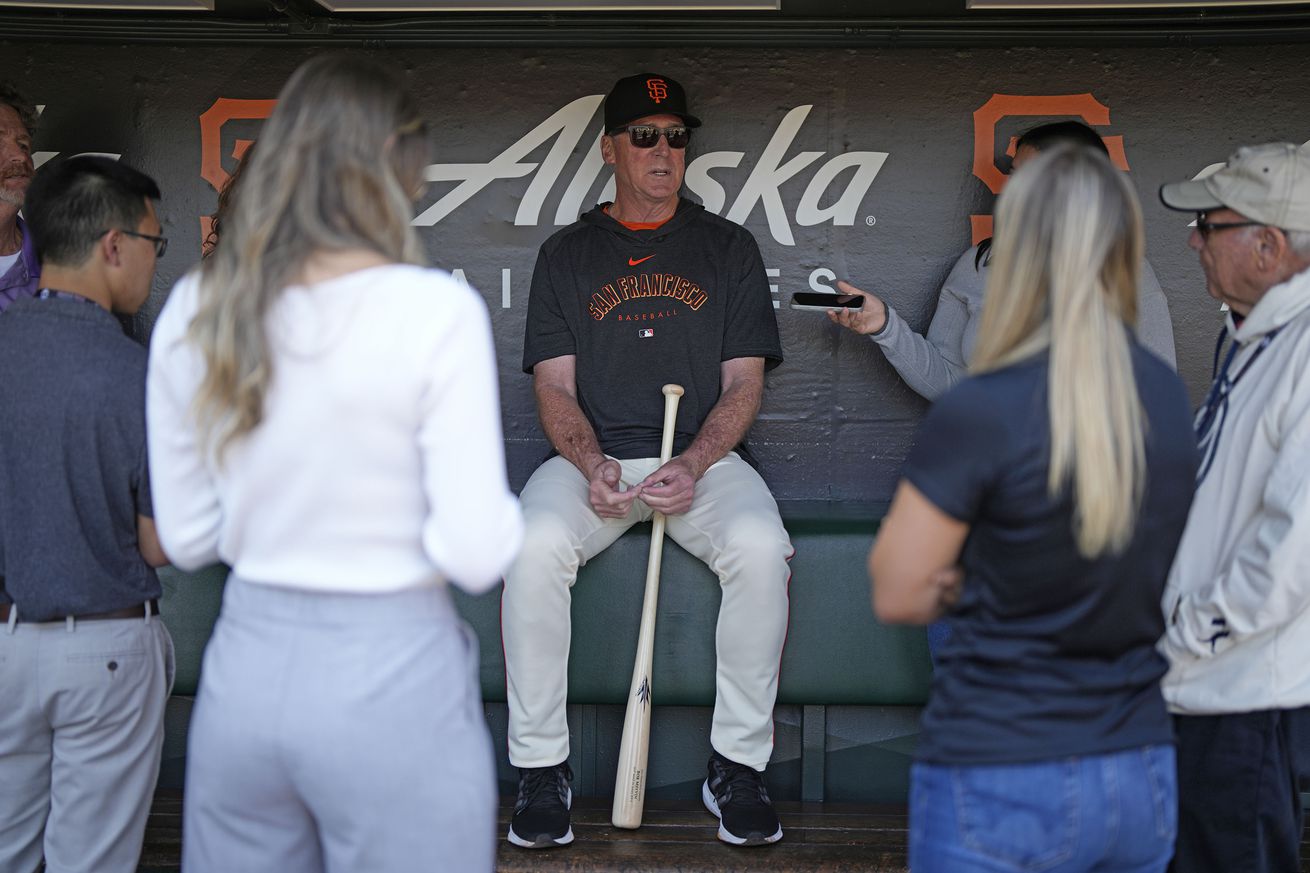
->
<box><xmin>789</xmin><ymin>292</ymin><xmax>863</xmax><ymax>311</ymax></box>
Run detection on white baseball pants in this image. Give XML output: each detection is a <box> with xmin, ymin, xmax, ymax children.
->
<box><xmin>503</xmin><ymin>452</ymin><xmax>792</xmax><ymax>772</ymax></box>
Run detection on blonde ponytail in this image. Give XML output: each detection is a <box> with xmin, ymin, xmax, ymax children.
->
<box><xmin>972</xmin><ymin>145</ymin><xmax>1146</xmax><ymax>558</ymax></box>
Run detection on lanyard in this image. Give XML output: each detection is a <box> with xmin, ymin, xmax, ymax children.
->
<box><xmin>1194</xmin><ymin>325</ymin><xmax>1281</xmax><ymax>486</ymax></box>
<box><xmin>36</xmin><ymin>288</ymin><xmax>101</xmax><ymax>309</ymax></box>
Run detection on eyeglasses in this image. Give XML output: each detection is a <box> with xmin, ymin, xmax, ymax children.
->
<box><xmin>610</xmin><ymin>124</ymin><xmax>691</xmax><ymax>150</ymax></box>
<box><xmin>1195</xmin><ymin>212</ymin><xmax>1265</xmax><ymax>241</ymax></box>
<box><xmin>118</xmin><ymin>229</ymin><xmax>168</xmax><ymax>258</ymax></box>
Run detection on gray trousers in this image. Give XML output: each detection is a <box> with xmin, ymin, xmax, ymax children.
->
<box><xmin>0</xmin><ymin>608</ymin><xmax>174</xmax><ymax>873</ymax></box>
<box><xmin>183</xmin><ymin>577</ymin><xmax>496</xmax><ymax>873</ymax></box>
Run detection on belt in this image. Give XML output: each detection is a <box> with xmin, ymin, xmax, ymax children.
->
<box><xmin>0</xmin><ymin>599</ymin><xmax>158</xmax><ymax>624</ymax></box>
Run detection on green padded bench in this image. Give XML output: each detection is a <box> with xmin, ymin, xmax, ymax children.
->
<box><xmin>156</xmin><ymin>506</ymin><xmax>932</xmax><ymax>803</ymax></box>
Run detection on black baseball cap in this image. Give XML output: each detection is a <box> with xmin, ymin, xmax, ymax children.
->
<box><xmin>604</xmin><ymin>73</ymin><xmax>702</xmax><ymax>133</ymax></box>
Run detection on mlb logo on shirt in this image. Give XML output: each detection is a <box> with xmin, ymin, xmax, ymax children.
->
<box><xmin>638</xmin><ymin>328</ymin><xmax>654</xmax><ymax>338</ymax></box>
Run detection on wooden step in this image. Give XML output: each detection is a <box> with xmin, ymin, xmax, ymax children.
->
<box><xmin>138</xmin><ymin>791</ymin><xmax>1310</xmax><ymax>872</ymax></box>
<box><xmin>498</xmin><ymin>797</ymin><xmax>909</xmax><ymax>872</ymax></box>
<box><xmin>140</xmin><ymin>792</ymin><xmax>908</xmax><ymax>872</ymax></box>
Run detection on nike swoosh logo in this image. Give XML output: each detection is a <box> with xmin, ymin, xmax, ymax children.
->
<box><xmin>628</xmin><ymin>254</ymin><xmax>656</xmax><ymax>266</ymax></box>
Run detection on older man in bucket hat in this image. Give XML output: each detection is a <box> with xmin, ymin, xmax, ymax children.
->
<box><xmin>1159</xmin><ymin>142</ymin><xmax>1310</xmax><ymax>873</ymax></box>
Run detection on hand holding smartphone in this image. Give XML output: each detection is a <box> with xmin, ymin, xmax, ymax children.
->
<box><xmin>789</xmin><ymin>292</ymin><xmax>864</xmax><ymax>312</ymax></box>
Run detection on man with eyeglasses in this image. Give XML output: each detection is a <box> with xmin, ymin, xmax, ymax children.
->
<box><xmin>0</xmin><ymin>155</ymin><xmax>173</xmax><ymax>873</ymax></box>
<box><xmin>0</xmin><ymin>85</ymin><xmax>39</xmax><ymax>312</ymax></box>
<box><xmin>506</xmin><ymin>72</ymin><xmax>790</xmax><ymax>850</ymax></box>
<box><xmin>1158</xmin><ymin>142</ymin><xmax>1310</xmax><ymax>873</ymax></box>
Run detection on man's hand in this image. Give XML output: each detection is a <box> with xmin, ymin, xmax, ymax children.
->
<box><xmin>828</xmin><ymin>279</ymin><xmax>889</xmax><ymax>335</ymax></box>
<box><xmin>932</xmin><ymin>566</ymin><xmax>964</xmax><ymax>614</ymax></box>
<box><xmin>534</xmin><ymin>357</ymin><xmax>638</xmax><ymax>519</ymax></box>
<box><xmin>589</xmin><ymin>458</ymin><xmax>641</xmax><ymax>519</ymax></box>
<box><xmin>637</xmin><ymin>456</ymin><xmax>699</xmax><ymax>516</ymax></box>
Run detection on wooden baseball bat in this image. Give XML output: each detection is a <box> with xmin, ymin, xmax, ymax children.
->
<box><xmin>611</xmin><ymin>383</ymin><xmax>684</xmax><ymax>830</ymax></box>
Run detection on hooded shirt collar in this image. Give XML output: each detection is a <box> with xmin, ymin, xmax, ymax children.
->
<box><xmin>1232</xmin><ymin>263</ymin><xmax>1310</xmax><ymax>343</ymax></box>
<box><xmin>579</xmin><ymin>197</ymin><xmax>704</xmax><ymax>243</ymax></box>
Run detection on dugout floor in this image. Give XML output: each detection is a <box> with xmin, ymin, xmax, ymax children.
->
<box><xmin>136</xmin><ymin>791</ymin><xmax>1310</xmax><ymax>872</ymax></box>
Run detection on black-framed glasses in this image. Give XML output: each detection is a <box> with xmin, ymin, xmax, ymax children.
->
<box><xmin>109</xmin><ymin>229</ymin><xmax>168</xmax><ymax>258</ymax></box>
<box><xmin>1195</xmin><ymin>212</ymin><xmax>1265</xmax><ymax>240</ymax></box>
<box><xmin>610</xmin><ymin>124</ymin><xmax>691</xmax><ymax>150</ymax></box>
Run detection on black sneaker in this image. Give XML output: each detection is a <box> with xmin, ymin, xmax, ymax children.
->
<box><xmin>507</xmin><ymin>762</ymin><xmax>574</xmax><ymax>848</ymax></box>
<box><xmin>702</xmin><ymin>751</ymin><xmax>783</xmax><ymax>846</ymax></box>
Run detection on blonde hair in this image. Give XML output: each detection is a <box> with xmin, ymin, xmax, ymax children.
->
<box><xmin>187</xmin><ymin>54</ymin><xmax>429</xmax><ymax>458</ymax></box>
<box><xmin>971</xmin><ymin>144</ymin><xmax>1145</xmax><ymax>558</ymax></box>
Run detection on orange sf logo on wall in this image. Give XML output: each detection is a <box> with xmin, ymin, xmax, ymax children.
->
<box><xmin>971</xmin><ymin>93</ymin><xmax>1129</xmax><ymax>244</ymax></box>
<box><xmin>198</xmin><ymin>98</ymin><xmax>276</xmax><ymax>247</ymax></box>
<box><xmin>646</xmin><ymin>79</ymin><xmax>668</xmax><ymax>104</ymax></box>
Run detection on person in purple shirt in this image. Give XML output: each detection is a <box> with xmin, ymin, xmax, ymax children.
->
<box><xmin>0</xmin><ymin>85</ymin><xmax>38</xmax><ymax>312</ymax></box>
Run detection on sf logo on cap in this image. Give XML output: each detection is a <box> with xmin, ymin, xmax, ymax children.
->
<box><xmin>646</xmin><ymin>79</ymin><xmax>668</xmax><ymax>103</ymax></box>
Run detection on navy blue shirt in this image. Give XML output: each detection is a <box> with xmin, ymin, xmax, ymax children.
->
<box><xmin>0</xmin><ymin>294</ymin><xmax>160</xmax><ymax>621</ymax></box>
<box><xmin>905</xmin><ymin>345</ymin><xmax>1198</xmax><ymax>765</ymax></box>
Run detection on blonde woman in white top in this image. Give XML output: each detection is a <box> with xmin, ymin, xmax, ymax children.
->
<box><xmin>147</xmin><ymin>55</ymin><xmax>522</xmax><ymax>873</ymax></box>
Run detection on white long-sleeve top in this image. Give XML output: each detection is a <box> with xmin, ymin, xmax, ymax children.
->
<box><xmin>146</xmin><ymin>264</ymin><xmax>523</xmax><ymax>596</ymax></box>
<box><xmin>1160</xmin><ymin>265</ymin><xmax>1310</xmax><ymax>714</ymax></box>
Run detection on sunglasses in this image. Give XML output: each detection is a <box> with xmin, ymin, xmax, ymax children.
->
<box><xmin>118</xmin><ymin>229</ymin><xmax>169</xmax><ymax>258</ymax></box>
<box><xmin>611</xmin><ymin>124</ymin><xmax>691</xmax><ymax>150</ymax></box>
<box><xmin>1195</xmin><ymin>211</ymin><xmax>1265</xmax><ymax>241</ymax></box>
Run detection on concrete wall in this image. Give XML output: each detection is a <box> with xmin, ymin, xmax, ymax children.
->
<box><xmin>8</xmin><ymin>40</ymin><xmax>1309</xmax><ymax>502</ymax></box>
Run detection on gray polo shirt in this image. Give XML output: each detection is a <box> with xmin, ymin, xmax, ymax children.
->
<box><xmin>0</xmin><ymin>294</ymin><xmax>160</xmax><ymax>621</ymax></box>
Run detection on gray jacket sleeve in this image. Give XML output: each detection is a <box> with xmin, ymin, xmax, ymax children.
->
<box><xmin>874</xmin><ymin>249</ymin><xmax>1177</xmax><ymax>397</ymax></box>
<box><xmin>1137</xmin><ymin>259</ymin><xmax>1178</xmax><ymax>369</ymax></box>
<box><xmin>871</xmin><ymin>249</ymin><xmax>978</xmax><ymax>401</ymax></box>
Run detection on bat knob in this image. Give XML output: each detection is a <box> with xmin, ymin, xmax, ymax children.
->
<box><xmin>662</xmin><ymin>384</ymin><xmax>685</xmax><ymax>397</ymax></box>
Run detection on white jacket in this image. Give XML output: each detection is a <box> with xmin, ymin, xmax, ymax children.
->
<box><xmin>1161</xmin><ymin>265</ymin><xmax>1310</xmax><ymax>715</ymax></box>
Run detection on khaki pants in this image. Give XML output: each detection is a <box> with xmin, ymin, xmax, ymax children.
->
<box><xmin>0</xmin><ymin>612</ymin><xmax>174</xmax><ymax>873</ymax></box>
<box><xmin>503</xmin><ymin>452</ymin><xmax>792</xmax><ymax>771</ymax></box>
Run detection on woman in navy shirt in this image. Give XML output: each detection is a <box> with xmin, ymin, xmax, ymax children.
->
<box><xmin>870</xmin><ymin>145</ymin><xmax>1198</xmax><ymax>872</ymax></box>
